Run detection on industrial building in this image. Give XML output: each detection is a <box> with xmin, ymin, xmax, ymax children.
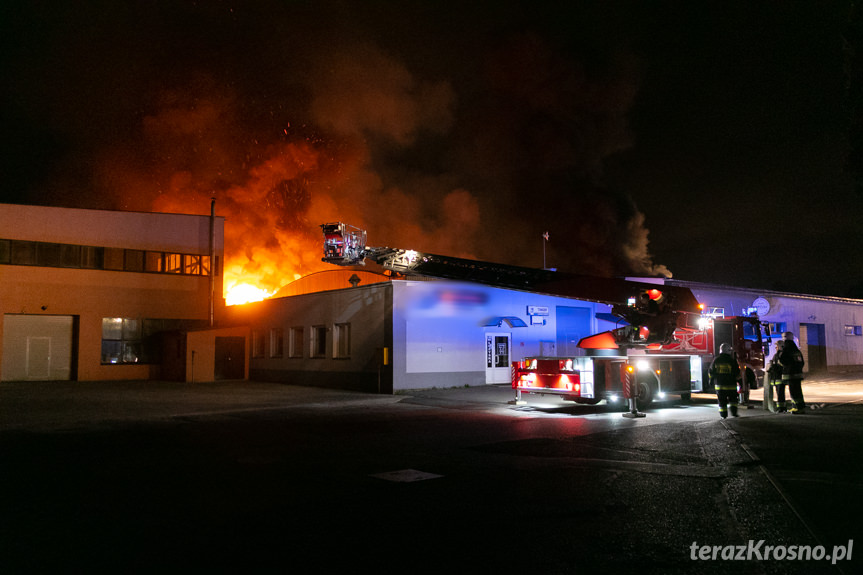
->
<box><xmin>2</xmin><ymin>202</ymin><xmax>862</xmax><ymax>391</ymax></box>
<box><xmin>238</xmin><ymin>269</ymin><xmax>863</xmax><ymax>393</ymax></box>
<box><xmin>0</xmin><ymin>203</ymin><xmax>248</xmax><ymax>383</ymax></box>
<box><xmin>666</xmin><ymin>279</ymin><xmax>863</xmax><ymax>374</ymax></box>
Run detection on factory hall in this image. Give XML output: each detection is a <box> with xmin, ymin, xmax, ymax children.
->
<box><xmin>2</xmin><ymin>204</ymin><xmax>863</xmax><ymax>393</ymax></box>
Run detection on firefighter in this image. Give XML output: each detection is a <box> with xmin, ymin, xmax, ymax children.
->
<box><xmin>767</xmin><ymin>340</ymin><xmax>787</xmax><ymax>412</ymax></box>
<box><xmin>708</xmin><ymin>343</ymin><xmax>741</xmax><ymax>418</ymax></box>
<box><xmin>777</xmin><ymin>331</ymin><xmax>806</xmax><ymax>414</ymax></box>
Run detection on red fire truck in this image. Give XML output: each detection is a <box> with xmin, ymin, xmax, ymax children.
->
<box><xmin>511</xmin><ymin>304</ymin><xmax>769</xmax><ymax>408</ymax></box>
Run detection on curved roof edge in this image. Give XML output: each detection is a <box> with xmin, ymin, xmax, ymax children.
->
<box><xmin>274</xmin><ymin>269</ymin><xmax>391</xmax><ymax>297</ymax></box>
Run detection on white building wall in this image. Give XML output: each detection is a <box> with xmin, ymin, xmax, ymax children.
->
<box><xmin>679</xmin><ymin>283</ymin><xmax>863</xmax><ymax>372</ymax></box>
<box><xmin>0</xmin><ymin>203</ymin><xmax>219</xmax><ymax>253</ymax></box>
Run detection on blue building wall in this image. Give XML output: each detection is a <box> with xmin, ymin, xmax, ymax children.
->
<box><xmin>391</xmin><ymin>279</ymin><xmax>617</xmax><ymax>390</ymax></box>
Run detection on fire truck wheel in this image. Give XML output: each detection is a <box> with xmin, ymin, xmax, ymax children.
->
<box><xmin>636</xmin><ymin>379</ymin><xmax>654</xmax><ymax>408</ymax></box>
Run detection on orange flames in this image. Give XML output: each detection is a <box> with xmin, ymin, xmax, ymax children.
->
<box><xmin>149</xmin><ymin>138</ymin><xmax>361</xmax><ymax>306</ymax></box>
<box><xmin>115</xmin><ymin>70</ymin><xmax>478</xmax><ymax>307</ymax></box>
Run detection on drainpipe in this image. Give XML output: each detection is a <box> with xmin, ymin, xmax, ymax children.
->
<box><xmin>209</xmin><ymin>198</ymin><xmax>216</xmax><ymax>327</ymax></box>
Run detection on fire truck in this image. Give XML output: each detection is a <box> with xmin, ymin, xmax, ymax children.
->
<box><xmin>511</xmin><ymin>308</ymin><xmax>769</xmax><ymax>408</ymax></box>
<box><xmin>320</xmin><ymin>222</ymin><xmax>769</xmax><ymax>408</ymax></box>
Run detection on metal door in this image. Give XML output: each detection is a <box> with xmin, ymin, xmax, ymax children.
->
<box><xmin>485</xmin><ymin>333</ymin><xmax>510</xmax><ymax>384</ymax></box>
<box><xmin>26</xmin><ymin>337</ymin><xmax>51</xmax><ymax>379</ymax></box>
<box><xmin>215</xmin><ymin>336</ymin><xmax>246</xmax><ymax>380</ymax></box>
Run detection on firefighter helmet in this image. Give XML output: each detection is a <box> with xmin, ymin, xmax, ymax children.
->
<box><xmin>719</xmin><ymin>343</ymin><xmax>733</xmax><ymax>354</ymax></box>
<box><xmin>782</xmin><ymin>331</ymin><xmax>794</xmax><ymax>341</ymax></box>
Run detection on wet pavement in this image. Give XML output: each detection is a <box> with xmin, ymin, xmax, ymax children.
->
<box><xmin>0</xmin><ymin>374</ymin><xmax>861</xmax><ymax>574</ymax></box>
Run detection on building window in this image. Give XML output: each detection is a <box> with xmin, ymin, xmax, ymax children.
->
<box><xmin>333</xmin><ymin>323</ymin><xmax>351</xmax><ymax>358</ymax></box>
<box><xmin>81</xmin><ymin>246</ymin><xmax>104</xmax><ymax>269</ymax></box>
<box><xmin>125</xmin><ymin>249</ymin><xmax>145</xmax><ymax>272</ymax></box>
<box><xmin>289</xmin><ymin>327</ymin><xmax>304</xmax><ymax>358</ymax></box>
<box><xmin>184</xmin><ymin>254</ymin><xmax>210</xmax><ymax>275</ymax></box>
<box><xmin>0</xmin><ymin>238</ymin><xmax>212</xmax><ymax>277</ymax></box>
<box><xmin>165</xmin><ymin>253</ymin><xmax>183</xmax><ymax>274</ymax></box>
<box><xmin>845</xmin><ymin>325</ymin><xmax>862</xmax><ymax>336</ymax></box>
<box><xmin>10</xmin><ymin>241</ymin><xmax>37</xmax><ymax>265</ymax></box>
<box><xmin>768</xmin><ymin>322</ymin><xmax>787</xmax><ymax>336</ymax></box>
<box><xmin>311</xmin><ymin>325</ymin><xmax>327</xmax><ymax>358</ymax></box>
<box><xmin>101</xmin><ymin>318</ymin><xmax>143</xmax><ymax>364</ymax></box>
<box><xmin>252</xmin><ymin>330</ymin><xmax>266</xmax><ymax>358</ymax></box>
<box><xmin>145</xmin><ymin>251</ymin><xmax>164</xmax><ymax>272</ymax></box>
<box><xmin>270</xmin><ymin>328</ymin><xmax>284</xmax><ymax>358</ymax></box>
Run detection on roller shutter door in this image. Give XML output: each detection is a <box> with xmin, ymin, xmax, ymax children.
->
<box><xmin>2</xmin><ymin>315</ymin><xmax>74</xmax><ymax>381</ymax></box>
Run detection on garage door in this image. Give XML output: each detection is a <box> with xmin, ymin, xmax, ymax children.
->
<box><xmin>2</xmin><ymin>315</ymin><xmax>74</xmax><ymax>381</ymax></box>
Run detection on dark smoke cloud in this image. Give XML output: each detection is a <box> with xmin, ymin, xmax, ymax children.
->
<box><xmin>2</xmin><ymin>0</ymin><xmax>672</xmax><ymax>294</ymax></box>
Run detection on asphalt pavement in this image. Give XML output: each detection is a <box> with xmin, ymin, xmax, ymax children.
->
<box><xmin>0</xmin><ymin>374</ymin><xmax>861</xmax><ymax>574</ymax></box>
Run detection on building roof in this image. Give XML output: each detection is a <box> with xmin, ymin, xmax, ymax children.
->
<box><xmin>273</xmin><ymin>269</ymin><xmax>391</xmax><ymax>297</ymax></box>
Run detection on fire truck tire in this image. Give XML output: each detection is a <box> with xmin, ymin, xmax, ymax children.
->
<box><xmin>636</xmin><ymin>378</ymin><xmax>654</xmax><ymax>408</ymax></box>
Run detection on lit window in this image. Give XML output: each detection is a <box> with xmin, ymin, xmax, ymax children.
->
<box><xmin>845</xmin><ymin>325</ymin><xmax>862</xmax><ymax>336</ymax></box>
<box><xmin>165</xmin><ymin>253</ymin><xmax>183</xmax><ymax>274</ymax></box>
<box><xmin>185</xmin><ymin>254</ymin><xmax>206</xmax><ymax>275</ymax></box>
<box><xmin>145</xmin><ymin>251</ymin><xmax>164</xmax><ymax>272</ymax></box>
<box><xmin>101</xmin><ymin>318</ymin><xmax>142</xmax><ymax>364</ymax></box>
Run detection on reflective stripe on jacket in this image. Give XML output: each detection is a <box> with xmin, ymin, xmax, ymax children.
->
<box><xmin>709</xmin><ymin>353</ymin><xmax>740</xmax><ymax>390</ymax></box>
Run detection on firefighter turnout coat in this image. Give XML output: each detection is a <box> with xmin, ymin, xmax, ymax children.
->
<box><xmin>708</xmin><ymin>352</ymin><xmax>740</xmax><ymax>391</ymax></box>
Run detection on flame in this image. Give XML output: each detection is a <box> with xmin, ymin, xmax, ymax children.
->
<box><xmin>225</xmin><ymin>282</ymin><xmax>274</xmax><ymax>306</ymax></box>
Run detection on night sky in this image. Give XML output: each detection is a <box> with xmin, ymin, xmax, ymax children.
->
<box><xmin>2</xmin><ymin>1</ymin><xmax>862</xmax><ymax>298</ymax></box>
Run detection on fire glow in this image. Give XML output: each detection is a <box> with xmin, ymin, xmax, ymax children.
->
<box><xmin>147</xmin><ymin>140</ymin><xmax>348</xmax><ymax>307</ymax></box>
<box><xmin>225</xmin><ymin>282</ymin><xmax>274</xmax><ymax>306</ymax></box>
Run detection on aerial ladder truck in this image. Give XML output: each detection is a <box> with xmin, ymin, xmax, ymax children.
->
<box><xmin>320</xmin><ymin>222</ymin><xmax>769</xmax><ymax>409</ymax></box>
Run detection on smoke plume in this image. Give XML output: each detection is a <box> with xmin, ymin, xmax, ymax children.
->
<box><xmin>5</xmin><ymin>1</ymin><xmax>672</xmax><ymax>300</ymax></box>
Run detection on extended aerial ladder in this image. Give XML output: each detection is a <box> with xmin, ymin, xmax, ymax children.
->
<box><xmin>320</xmin><ymin>222</ymin><xmax>703</xmax><ymax>345</ymax></box>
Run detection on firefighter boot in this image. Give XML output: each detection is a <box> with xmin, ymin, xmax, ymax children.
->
<box><xmin>730</xmin><ymin>404</ymin><xmax>739</xmax><ymax>418</ymax></box>
<box><xmin>776</xmin><ymin>401</ymin><xmax>787</xmax><ymax>413</ymax></box>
